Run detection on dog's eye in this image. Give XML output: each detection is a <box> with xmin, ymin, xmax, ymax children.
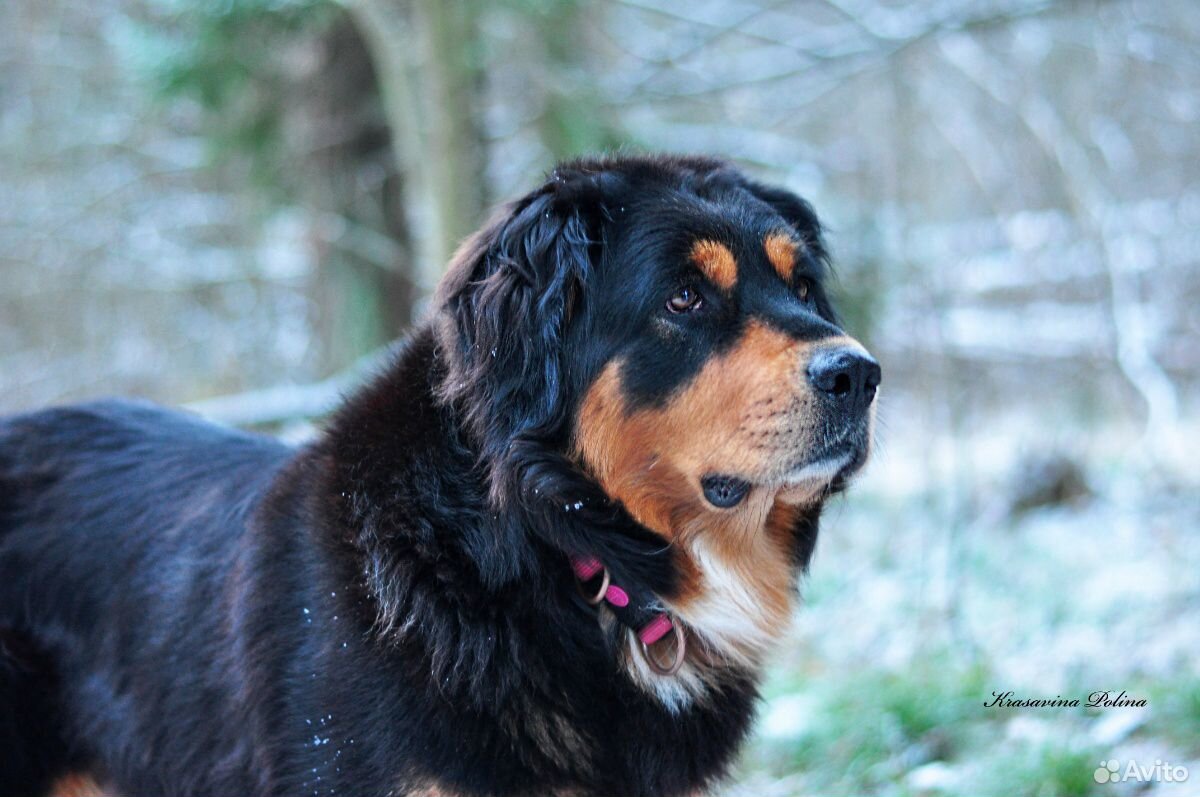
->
<box><xmin>666</xmin><ymin>286</ymin><xmax>703</xmax><ymax>314</ymax></box>
<box><xmin>795</xmin><ymin>277</ymin><xmax>813</xmax><ymax>303</ymax></box>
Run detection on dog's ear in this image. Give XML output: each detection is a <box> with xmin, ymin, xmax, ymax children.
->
<box><xmin>436</xmin><ymin>166</ymin><xmax>676</xmax><ymax>595</ymax></box>
<box><xmin>436</xmin><ymin>167</ymin><xmax>613</xmax><ymax>504</ymax></box>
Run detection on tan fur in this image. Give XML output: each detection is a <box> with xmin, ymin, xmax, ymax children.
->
<box><xmin>400</xmin><ymin>783</ymin><xmax>581</xmax><ymax>797</ymax></box>
<box><xmin>399</xmin><ymin>785</ymin><xmax>456</xmax><ymax>797</ymax></box>
<box><xmin>689</xmin><ymin>240</ymin><xmax>738</xmax><ymax>292</ymax></box>
<box><xmin>576</xmin><ymin>322</ymin><xmax>829</xmax><ymax>528</ymax></box>
<box><xmin>764</xmin><ymin>232</ymin><xmax>798</xmax><ymax>282</ymax></box>
<box><xmin>499</xmin><ymin>697</ymin><xmax>595</xmax><ymax>774</ymax></box>
<box><xmin>47</xmin><ymin>774</ymin><xmax>110</xmax><ymax>797</ymax></box>
<box><xmin>575</xmin><ymin>324</ymin><xmax>866</xmax><ymax>685</ymax></box>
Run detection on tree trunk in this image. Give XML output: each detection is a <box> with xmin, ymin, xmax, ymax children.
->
<box><xmin>344</xmin><ymin>0</ymin><xmax>486</xmax><ymax>307</ymax></box>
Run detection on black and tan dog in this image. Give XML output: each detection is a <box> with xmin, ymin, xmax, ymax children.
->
<box><xmin>0</xmin><ymin>154</ymin><xmax>879</xmax><ymax>797</ymax></box>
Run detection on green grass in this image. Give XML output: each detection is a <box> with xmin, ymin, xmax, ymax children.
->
<box><xmin>755</xmin><ymin>653</ymin><xmax>992</xmax><ymax>791</ymax></box>
<box><xmin>1147</xmin><ymin>675</ymin><xmax>1200</xmax><ymax>754</ymax></box>
<box><xmin>974</xmin><ymin>743</ymin><xmax>1102</xmax><ymax>797</ymax></box>
<box><xmin>746</xmin><ymin>653</ymin><xmax>1196</xmax><ymax>796</ymax></box>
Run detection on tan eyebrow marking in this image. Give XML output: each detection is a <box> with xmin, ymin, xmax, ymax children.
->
<box><xmin>764</xmin><ymin>232</ymin><xmax>799</xmax><ymax>282</ymax></box>
<box><xmin>689</xmin><ymin>240</ymin><xmax>738</xmax><ymax>292</ymax></box>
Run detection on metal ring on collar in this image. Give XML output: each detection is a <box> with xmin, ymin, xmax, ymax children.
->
<box><xmin>639</xmin><ymin>621</ymin><xmax>687</xmax><ymax>676</ymax></box>
<box><xmin>576</xmin><ymin>566</ymin><xmax>610</xmax><ymax>606</ymax></box>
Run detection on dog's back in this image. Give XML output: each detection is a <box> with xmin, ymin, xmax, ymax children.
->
<box><xmin>0</xmin><ymin>400</ymin><xmax>292</xmax><ymax>795</ymax></box>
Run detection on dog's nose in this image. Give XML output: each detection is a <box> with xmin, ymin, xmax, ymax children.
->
<box><xmin>807</xmin><ymin>347</ymin><xmax>881</xmax><ymax>411</ymax></box>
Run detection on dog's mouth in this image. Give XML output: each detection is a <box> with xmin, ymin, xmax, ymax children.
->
<box><xmin>700</xmin><ymin>438</ymin><xmax>868</xmax><ymax>509</ymax></box>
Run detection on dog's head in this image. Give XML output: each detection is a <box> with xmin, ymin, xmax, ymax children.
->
<box><xmin>439</xmin><ymin>154</ymin><xmax>876</xmax><ymax>517</ymax></box>
<box><xmin>437</xmin><ymin>154</ymin><xmax>878</xmax><ymax>673</ymax></box>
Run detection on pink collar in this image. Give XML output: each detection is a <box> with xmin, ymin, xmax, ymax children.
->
<box><xmin>570</xmin><ymin>555</ymin><xmax>686</xmax><ymax>675</ymax></box>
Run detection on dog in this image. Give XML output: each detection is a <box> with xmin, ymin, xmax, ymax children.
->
<box><xmin>0</xmin><ymin>154</ymin><xmax>879</xmax><ymax>797</ymax></box>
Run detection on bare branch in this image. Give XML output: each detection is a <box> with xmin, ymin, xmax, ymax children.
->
<box><xmin>185</xmin><ymin>344</ymin><xmax>394</xmax><ymax>428</ymax></box>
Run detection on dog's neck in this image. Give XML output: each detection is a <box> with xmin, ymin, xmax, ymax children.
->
<box><xmin>318</xmin><ymin>325</ymin><xmax>815</xmax><ymax>712</ymax></box>
<box><xmin>586</xmin><ymin>488</ymin><xmax>821</xmax><ymax>709</ymax></box>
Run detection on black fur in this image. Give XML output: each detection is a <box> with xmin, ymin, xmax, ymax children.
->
<box><xmin>1</xmin><ymin>154</ymin><xmax>842</xmax><ymax>797</ymax></box>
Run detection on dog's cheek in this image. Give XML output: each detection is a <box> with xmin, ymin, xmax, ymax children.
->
<box><xmin>574</xmin><ymin>361</ymin><xmax>685</xmax><ymax>536</ymax></box>
<box><xmin>663</xmin><ymin>320</ymin><xmax>823</xmax><ymax>482</ymax></box>
<box><xmin>575</xmin><ymin>324</ymin><xmax>826</xmax><ymax>527</ymax></box>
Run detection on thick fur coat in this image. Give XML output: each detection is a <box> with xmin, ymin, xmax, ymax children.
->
<box><xmin>0</xmin><ymin>155</ymin><xmax>878</xmax><ymax>797</ymax></box>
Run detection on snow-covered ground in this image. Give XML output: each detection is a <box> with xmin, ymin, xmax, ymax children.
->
<box><xmin>727</xmin><ymin>413</ymin><xmax>1200</xmax><ymax>796</ymax></box>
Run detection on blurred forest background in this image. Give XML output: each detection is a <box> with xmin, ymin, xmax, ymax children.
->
<box><xmin>1</xmin><ymin>0</ymin><xmax>1197</xmax><ymax>795</ymax></box>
